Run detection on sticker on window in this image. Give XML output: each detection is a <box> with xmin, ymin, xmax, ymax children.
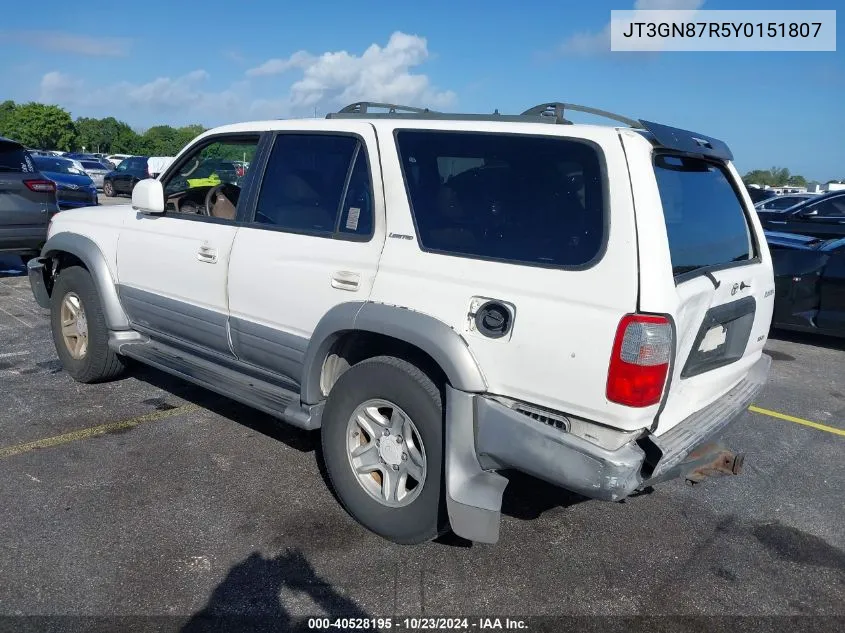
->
<box><xmin>346</xmin><ymin>207</ymin><xmax>361</xmax><ymax>231</ymax></box>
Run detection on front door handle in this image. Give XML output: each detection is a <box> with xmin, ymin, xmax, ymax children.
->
<box><xmin>331</xmin><ymin>271</ymin><xmax>360</xmax><ymax>291</ymax></box>
<box><xmin>197</xmin><ymin>244</ymin><xmax>218</xmax><ymax>264</ymax></box>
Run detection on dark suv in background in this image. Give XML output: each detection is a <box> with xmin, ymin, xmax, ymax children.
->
<box><xmin>103</xmin><ymin>156</ymin><xmax>151</xmax><ymax>196</ymax></box>
<box><xmin>0</xmin><ymin>137</ymin><xmax>59</xmax><ymax>264</ymax></box>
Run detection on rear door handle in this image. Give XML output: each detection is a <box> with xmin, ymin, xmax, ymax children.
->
<box><xmin>197</xmin><ymin>244</ymin><xmax>218</xmax><ymax>264</ymax></box>
<box><xmin>331</xmin><ymin>271</ymin><xmax>360</xmax><ymax>291</ymax></box>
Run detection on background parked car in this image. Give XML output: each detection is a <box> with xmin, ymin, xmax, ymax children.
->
<box><xmin>757</xmin><ymin>190</ymin><xmax>845</xmax><ymax>239</ymax></box>
<box><xmin>746</xmin><ymin>186</ymin><xmax>777</xmax><ymax>204</ymax></box>
<box><xmin>76</xmin><ymin>159</ymin><xmax>111</xmax><ymax>191</ymax></box>
<box><xmin>64</xmin><ymin>153</ymin><xmax>113</xmax><ymax>170</ymax></box>
<box><xmin>106</xmin><ymin>153</ymin><xmax>133</xmax><ymax>168</ymax></box>
<box><xmin>767</xmin><ymin>231</ymin><xmax>845</xmax><ymax>337</ymax></box>
<box><xmin>0</xmin><ymin>137</ymin><xmax>58</xmax><ymax>263</ymax></box>
<box><xmin>103</xmin><ymin>156</ymin><xmax>151</xmax><ymax>196</ymax></box>
<box><xmin>754</xmin><ymin>193</ymin><xmax>816</xmax><ymax>211</ymax></box>
<box><xmin>31</xmin><ymin>156</ymin><xmax>98</xmax><ymax>209</ymax></box>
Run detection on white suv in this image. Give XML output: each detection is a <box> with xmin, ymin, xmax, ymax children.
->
<box><xmin>28</xmin><ymin>102</ymin><xmax>774</xmax><ymax>544</ymax></box>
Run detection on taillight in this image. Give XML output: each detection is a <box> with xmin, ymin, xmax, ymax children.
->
<box><xmin>24</xmin><ymin>179</ymin><xmax>56</xmax><ymax>193</ymax></box>
<box><xmin>607</xmin><ymin>314</ymin><xmax>673</xmax><ymax>408</ymax></box>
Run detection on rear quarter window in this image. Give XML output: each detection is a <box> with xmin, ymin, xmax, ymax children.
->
<box><xmin>395</xmin><ymin>130</ymin><xmax>606</xmax><ymax>268</ymax></box>
<box><xmin>654</xmin><ymin>154</ymin><xmax>754</xmax><ymax>277</ymax></box>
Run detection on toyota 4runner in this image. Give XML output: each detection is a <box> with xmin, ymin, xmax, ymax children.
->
<box><xmin>28</xmin><ymin>102</ymin><xmax>774</xmax><ymax>544</ymax></box>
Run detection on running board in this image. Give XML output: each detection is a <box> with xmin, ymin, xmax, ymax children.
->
<box><xmin>116</xmin><ymin>339</ymin><xmax>323</xmax><ymax>430</ymax></box>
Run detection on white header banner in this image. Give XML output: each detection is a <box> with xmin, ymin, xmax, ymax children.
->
<box><xmin>610</xmin><ymin>10</ymin><xmax>836</xmax><ymax>51</ymax></box>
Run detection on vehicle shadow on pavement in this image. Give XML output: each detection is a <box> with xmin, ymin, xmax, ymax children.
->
<box><xmin>132</xmin><ymin>364</ymin><xmax>318</xmax><ymax>453</ymax></box>
<box><xmin>499</xmin><ymin>470</ymin><xmax>587</xmax><ymax>520</ymax></box>
<box><xmin>769</xmin><ymin>328</ymin><xmax>845</xmax><ymax>352</ymax></box>
<box><xmin>181</xmin><ymin>547</ymin><xmax>371</xmax><ymax>633</ymax></box>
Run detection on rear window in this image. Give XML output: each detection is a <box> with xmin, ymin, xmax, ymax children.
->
<box><xmin>0</xmin><ymin>143</ymin><xmax>35</xmax><ymax>173</ymax></box>
<box><xmin>81</xmin><ymin>161</ymin><xmax>106</xmax><ymax>170</ymax></box>
<box><xmin>395</xmin><ymin>130</ymin><xmax>606</xmax><ymax>267</ymax></box>
<box><xmin>654</xmin><ymin>155</ymin><xmax>754</xmax><ymax>276</ymax></box>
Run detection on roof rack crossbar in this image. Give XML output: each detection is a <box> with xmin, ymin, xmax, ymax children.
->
<box><xmin>521</xmin><ymin>102</ymin><xmax>644</xmax><ymax>129</ymax></box>
<box><xmin>336</xmin><ymin>102</ymin><xmax>439</xmax><ymax>115</ymax></box>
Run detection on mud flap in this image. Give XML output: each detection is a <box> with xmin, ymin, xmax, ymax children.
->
<box><xmin>444</xmin><ymin>386</ymin><xmax>508</xmax><ymax>544</ymax></box>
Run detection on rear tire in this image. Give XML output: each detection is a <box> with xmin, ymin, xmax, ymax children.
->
<box><xmin>50</xmin><ymin>266</ymin><xmax>126</xmax><ymax>383</ymax></box>
<box><xmin>103</xmin><ymin>181</ymin><xmax>114</xmax><ymax>197</ymax></box>
<box><xmin>321</xmin><ymin>356</ymin><xmax>448</xmax><ymax>544</ymax></box>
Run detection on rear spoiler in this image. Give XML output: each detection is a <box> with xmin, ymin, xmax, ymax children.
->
<box><xmin>638</xmin><ymin>120</ymin><xmax>733</xmax><ymax>162</ymax></box>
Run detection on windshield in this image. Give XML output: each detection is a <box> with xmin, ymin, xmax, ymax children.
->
<box><xmin>34</xmin><ymin>157</ymin><xmax>85</xmax><ymax>176</ymax></box>
<box><xmin>654</xmin><ymin>154</ymin><xmax>754</xmax><ymax>277</ymax></box>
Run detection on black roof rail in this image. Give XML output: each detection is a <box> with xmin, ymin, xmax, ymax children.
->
<box><xmin>325</xmin><ymin>100</ymin><xmax>734</xmax><ymax>161</ymax></box>
<box><xmin>334</xmin><ymin>102</ymin><xmax>439</xmax><ymax>115</ymax></box>
<box><xmin>327</xmin><ymin>103</ymin><xmax>560</xmax><ymax>124</ymax></box>
<box><xmin>521</xmin><ymin>102</ymin><xmax>644</xmax><ymax>129</ymax></box>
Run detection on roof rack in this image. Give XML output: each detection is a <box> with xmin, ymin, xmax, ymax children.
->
<box><xmin>329</xmin><ymin>103</ymin><xmax>565</xmax><ymax>124</ymax></box>
<box><xmin>325</xmin><ymin>101</ymin><xmax>733</xmax><ymax>161</ymax></box>
<box><xmin>335</xmin><ymin>102</ymin><xmax>439</xmax><ymax>115</ymax></box>
<box><xmin>521</xmin><ymin>102</ymin><xmax>643</xmax><ymax>129</ymax></box>
<box><xmin>328</xmin><ymin>101</ymin><xmax>643</xmax><ymax>128</ymax></box>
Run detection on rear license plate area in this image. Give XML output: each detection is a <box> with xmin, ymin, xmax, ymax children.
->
<box><xmin>681</xmin><ymin>296</ymin><xmax>756</xmax><ymax>378</ymax></box>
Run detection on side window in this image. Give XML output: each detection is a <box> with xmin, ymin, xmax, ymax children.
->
<box><xmin>395</xmin><ymin>130</ymin><xmax>605</xmax><ymax>267</ymax></box>
<box><xmin>337</xmin><ymin>148</ymin><xmax>373</xmax><ymax>237</ymax></box>
<box><xmin>161</xmin><ymin>136</ymin><xmax>260</xmax><ymax>219</ymax></box>
<box><xmin>814</xmin><ymin>197</ymin><xmax>845</xmax><ymax>218</ymax></box>
<box><xmin>253</xmin><ymin>134</ymin><xmax>373</xmax><ymax>238</ymax></box>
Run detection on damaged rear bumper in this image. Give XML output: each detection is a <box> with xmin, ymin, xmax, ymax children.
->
<box><xmin>445</xmin><ymin>354</ymin><xmax>771</xmax><ymax>543</ymax></box>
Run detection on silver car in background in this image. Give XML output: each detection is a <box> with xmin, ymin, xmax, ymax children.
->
<box><xmin>77</xmin><ymin>159</ymin><xmax>111</xmax><ymax>191</ymax></box>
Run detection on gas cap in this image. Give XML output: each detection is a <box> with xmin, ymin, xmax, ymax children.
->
<box><xmin>475</xmin><ymin>301</ymin><xmax>512</xmax><ymax>339</ymax></box>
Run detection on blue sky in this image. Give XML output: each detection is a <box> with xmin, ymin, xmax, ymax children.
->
<box><xmin>0</xmin><ymin>0</ymin><xmax>842</xmax><ymax>180</ymax></box>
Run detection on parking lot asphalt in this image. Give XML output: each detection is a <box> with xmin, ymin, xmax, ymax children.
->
<box><xmin>0</xmin><ymin>251</ymin><xmax>843</xmax><ymax>630</ymax></box>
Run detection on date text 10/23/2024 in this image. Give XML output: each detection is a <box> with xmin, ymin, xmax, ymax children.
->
<box><xmin>307</xmin><ymin>617</ymin><xmax>529</xmax><ymax>630</ymax></box>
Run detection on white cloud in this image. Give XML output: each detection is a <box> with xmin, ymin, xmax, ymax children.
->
<box><xmin>33</xmin><ymin>32</ymin><xmax>455</xmax><ymax>126</ymax></box>
<box><xmin>2</xmin><ymin>30</ymin><xmax>131</xmax><ymax>57</ymax></box>
<box><xmin>250</xmin><ymin>32</ymin><xmax>455</xmax><ymax>110</ymax></box>
<box><xmin>246</xmin><ymin>51</ymin><xmax>314</xmax><ymax>77</ymax></box>
<box><xmin>558</xmin><ymin>0</ymin><xmax>705</xmax><ymax>55</ymax></box>
<box><xmin>40</xmin><ymin>71</ymin><xmax>84</xmax><ymax>102</ymax></box>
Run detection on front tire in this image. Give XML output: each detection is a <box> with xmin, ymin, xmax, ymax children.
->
<box><xmin>50</xmin><ymin>266</ymin><xmax>126</xmax><ymax>383</ymax></box>
<box><xmin>103</xmin><ymin>181</ymin><xmax>114</xmax><ymax>197</ymax></box>
<box><xmin>321</xmin><ymin>356</ymin><xmax>447</xmax><ymax>544</ymax></box>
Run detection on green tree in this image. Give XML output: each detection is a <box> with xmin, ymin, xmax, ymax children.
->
<box><xmin>175</xmin><ymin>124</ymin><xmax>206</xmax><ymax>151</ymax></box>
<box><xmin>2</xmin><ymin>102</ymin><xmax>76</xmax><ymax>150</ymax></box>
<box><xmin>0</xmin><ymin>100</ymin><xmax>17</xmax><ymax>137</ymax></box>
<box><xmin>139</xmin><ymin>125</ymin><xmax>179</xmax><ymax>155</ymax></box>
<box><xmin>743</xmin><ymin>169</ymin><xmax>774</xmax><ymax>186</ymax></box>
<box><xmin>771</xmin><ymin>166</ymin><xmax>790</xmax><ymax>186</ymax></box>
<box><xmin>743</xmin><ymin>167</ymin><xmax>807</xmax><ymax>187</ymax></box>
<box><xmin>75</xmin><ymin>116</ymin><xmax>143</xmax><ymax>154</ymax></box>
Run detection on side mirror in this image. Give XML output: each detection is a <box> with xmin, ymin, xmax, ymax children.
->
<box><xmin>131</xmin><ymin>178</ymin><xmax>164</xmax><ymax>214</ymax></box>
